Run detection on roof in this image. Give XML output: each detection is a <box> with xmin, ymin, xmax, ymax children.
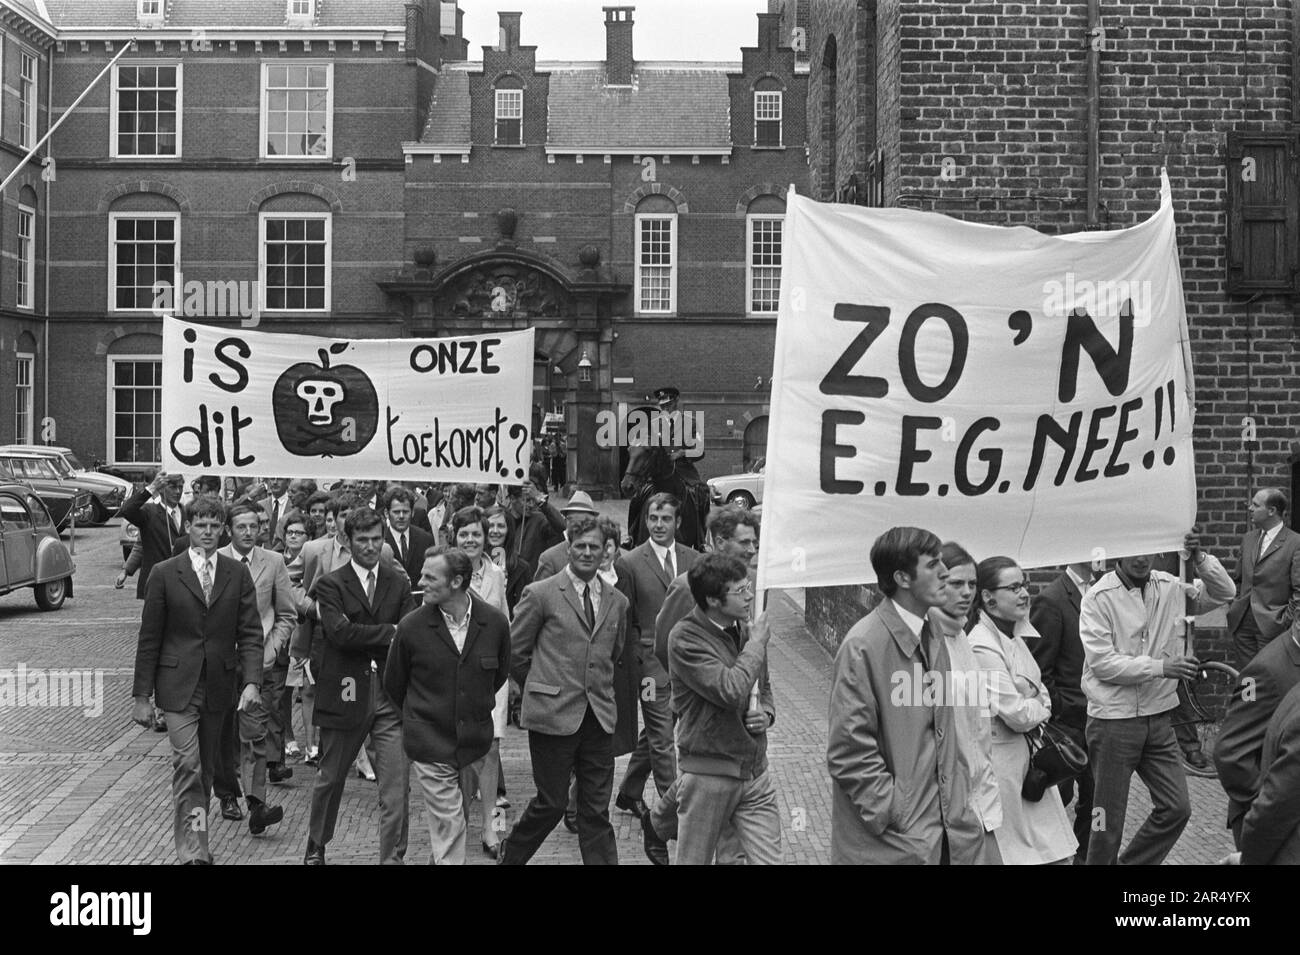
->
<box><xmin>547</xmin><ymin>66</ymin><xmax>732</xmax><ymax>150</ymax></box>
<box><xmin>419</xmin><ymin>60</ymin><xmax>736</xmax><ymax>152</ymax></box>
<box><xmin>421</xmin><ymin>68</ymin><xmax>471</xmax><ymax>147</ymax></box>
<box><xmin>38</xmin><ymin>0</ymin><xmax>406</xmax><ymax>30</ymax></box>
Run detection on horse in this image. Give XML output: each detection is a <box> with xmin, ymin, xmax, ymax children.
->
<box><xmin>620</xmin><ymin>442</ymin><xmax>709</xmax><ymax>551</ymax></box>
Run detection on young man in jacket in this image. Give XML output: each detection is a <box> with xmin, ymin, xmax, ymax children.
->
<box><xmin>668</xmin><ymin>553</ymin><xmax>780</xmax><ymax>864</ymax></box>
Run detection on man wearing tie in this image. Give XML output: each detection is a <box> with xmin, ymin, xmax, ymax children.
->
<box><xmin>614</xmin><ymin>492</ymin><xmax>697</xmax><ymax>817</ymax></box>
<box><xmin>220</xmin><ymin>504</ymin><xmax>298</xmax><ymax>832</ymax></box>
<box><xmin>1226</xmin><ymin>488</ymin><xmax>1300</xmax><ymax>670</ymax></box>
<box><xmin>120</xmin><ymin>470</ymin><xmax>187</xmax><ymax>600</ymax></box>
<box><xmin>303</xmin><ymin>507</ymin><xmax>417</xmax><ymax>865</ymax></box>
<box><xmin>130</xmin><ymin>496</ymin><xmax>263</xmax><ymax>864</ymax></box>
<box><xmin>500</xmin><ymin>515</ymin><xmax>628</xmax><ymax>864</ymax></box>
<box><xmin>383</xmin><ymin>485</ymin><xmax>436</xmax><ymax>589</ymax></box>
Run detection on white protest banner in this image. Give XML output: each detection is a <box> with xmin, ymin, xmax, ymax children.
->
<box><xmin>161</xmin><ymin>317</ymin><xmax>535</xmax><ymax>483</ymax></box>
<box><xmin>760</xmin><ymin>174</ymin><xmax>1196</xmax><ymax>588</ymax></box>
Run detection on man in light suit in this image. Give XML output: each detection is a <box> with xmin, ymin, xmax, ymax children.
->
<box><xmin>130</xmin><ymin>495</ymin><xmax>263</xmax><ymax>864</ymax></box>
<box><xmin>1213</xmin><ymin>624</ymin><xmax>1300</xmax><ymax>845</ymax></box>
<box><xmin>303</xmin><ymin>507</ymin><xmax>417</xmax><ymax>865</ymax></box>
<box><xmin>220</xmin><ymin>504</ymin><xmax>297</xmax><ymax>832</ymax></box>
<box><xmin>827</xmin><ymin>526</ymin><xmax>998</xmax><ymax>865</ymax></box>
<box><xmin>1226</xmin><ymin>487</ymin><xmax>1300</xmax><ymax>670</ymax></box>
<box><xmin>532</xmin><ymin>491</ymin><xmax>601</xmax><ymax>580</ymax></box>
<box><xmin>382</xmin><ymin>485</ymin><xmax>436</xmax><ymax>589</ymax></box>
<box><xmin>614</xmin><ymin>492</ymin><xmax>697</xmax><ymax>817</ymax></box>
<box><xmin>500</xmin><ymin>515</ymin><xmax>629</xmax><ymax>865</ymax></box>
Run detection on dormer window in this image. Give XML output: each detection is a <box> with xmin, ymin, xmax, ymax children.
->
<box><xmin>754</xmin><ymin>91</ymin><xmax>783</xmax><ymax>147</ymax></box>
<box><xmin>288</xmin><ymin>0</ymin><xmax>312</xmax><ymax>22</ymax></box>
<box><xmin>137</xmin><ymin>0</ymin><xmax>163</xmax><ymax>21</ymax></box>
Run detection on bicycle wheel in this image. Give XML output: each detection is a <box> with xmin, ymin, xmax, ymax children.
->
<box><xmin>1187</xmin><ymin>660</ymin><xmax>1241</xmax><ymax>752</ymax></box>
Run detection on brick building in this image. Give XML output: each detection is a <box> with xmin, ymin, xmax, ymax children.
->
<box><xmin>778</xmin><ymin>0</ymin><xmax>1299</xmax><ymax>652</ymax></box>
<box><xmin>0</xmin><ymin>0</ymin><xmax>808</xmax><ymax>495</ymax></box>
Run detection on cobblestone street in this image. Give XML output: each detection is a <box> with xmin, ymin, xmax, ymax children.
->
<box><xmin>0</xmin><ymin>516</ymin><xmax>1238</xmax><ymax>865</ymax></box>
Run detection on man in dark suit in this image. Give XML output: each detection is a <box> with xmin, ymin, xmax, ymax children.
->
<box><xmin>130</xmin><ymin>495</ymin><xmax>263</xmax><ymax>864</ymax></box>
<box><xmin>1213</xmin><ymin>625</ymin><xmax>1300</xmax><ymax>845</ymax></box>
<box><xmin>1239</xmin><ymin>681</ymin><xmax>1300</xmax><ymax>864</ymax></box>
<box><xmin>120</xmin><ymin>470</ymin><xmax>187</xmax><ymax>599</ymax></box>
<box><xmin>303</xmin><ymin>506</ymin><xmax>417</xmax><ymax>865</ymax></box>
<box><xmin>614</xmin><ymin>492</ymin><xmax>698</xmax><ymax>817</ymax></box>
<box><xmin>500</xmin><ymin>515</ymin><xmax>629</xmax><ymax>865</ymax></box>
<box><xmin>1226</xmin><ymin>487</ymin><xmax>1300</xmax><ymax>670</ymax></box>
<box><xmin>384</xmin><ymin>547</ymin><xmax>511</xmax><ymax>864</ymax></box>
<box><xmin>509</xmin><ymin>481</ymin><xmax>565</xmax><ymax>569</ymax></box>
<box><xmin>1026</xmin><ymin>561</ymin><xmax>1095</xmax><ymax>863</ymax></box>
<box><xmin>382</xmin><ymin>485</ymin><xmax>435</xmax><ymax>590</ymax></box>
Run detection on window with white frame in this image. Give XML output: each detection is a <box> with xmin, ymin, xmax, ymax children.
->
<box><xmin>288</xmin><ymin>0</ymin><xmax>312</xmax><ymax>18</ymax></box>
<box><xmin>635</xmin><ymin>214</ymin><xmax>677</xmax><ymax>315</ymax></box>
<box><xmin>109</xmin><ymin>214</ymin><xmax>179</xmax><ymax>312</ymax></box>
<box><xmin>747</xmin><ymin>215</ymin><xmax>783</xmax><ymax>315</ymax></box>
<box><xmin>107</xmin><ymin>356</ymin><xmax>162</xmax><ymax>465</ymax></box>
<box><xmin>260</xmin><ymin>213</ymin><xmax>330</xmax><ymax>311</ymax></box>
<box><xmin>754</xmin><ymin>91</ymin><xmax>782</xmax><ymax>147</ymax></box>
<box><xmin>137</xmin><ymin>0</ymin><xmax>163</xmax><ymax>19</ymax></box>
<box><xmin>262</xmin><ymin>64</ymin><xmax>332</xmax><ymax>158</ymax></box>
<box><xmin>113</xmin><ymin>64</ymin><xmax>181</xmax><ymax>157</ymax></box>
<box><xmin>19</xmin><ymin>51</ymin><xmax>37</xmax><ymax>149</ymax></box>
<box><xmin>495</xmin><ymin>89</ymin><xmax>522</xmax><ymax>145</ymax></box>
<box><xmin>14</xmin><ymin>354</ymin><xmax>34</xmax><ymax>445</ymax></box>
<box><xmin>16</xmin><ymin>205</ymin><xmax>34</xmax><ymax>310</ymax></box>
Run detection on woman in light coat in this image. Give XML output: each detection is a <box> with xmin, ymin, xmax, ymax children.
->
<box><xmin>450</xmin><ymin>506</ymin><xmax>511</xmax><ymax>856</ymax></box>
<box><xmin>933</xmin><ymin>542</ymin><xmax>1003</xmax><ymax>852</ymax></box>
<box><xmin>967</xmin><ymin>556</ymin><xmax>1077</xmax><ymax>865</ymax></box>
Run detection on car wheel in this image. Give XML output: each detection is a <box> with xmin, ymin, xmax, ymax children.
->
<box><xmin>35</xmin><ymin>578</ymin><xmax>68</xmax><ymax>611</ymax></box>
<box><xmin>726</xmin><ymin>491</ymin><xmax>756</xmax><ymax>509</ymax></box>
<box><xmin>90</xmin><ymin>497</ymin><xmax>110</xmax><ymax>526</ymax></box>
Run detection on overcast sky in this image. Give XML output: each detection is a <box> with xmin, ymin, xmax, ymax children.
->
<box><xmin>460</xmin><ymin>0</ymin><xmax>771</xmax><ymax>62</ymax></box>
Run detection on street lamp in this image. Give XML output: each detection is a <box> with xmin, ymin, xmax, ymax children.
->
<box><xmin>577</xmin><ymin>349</ymin><xmax>592</xmax><ymax>383</ymax></box>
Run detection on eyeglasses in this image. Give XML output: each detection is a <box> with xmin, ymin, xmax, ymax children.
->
<box><xmin>285</xmin><ymin>528</ymin><xmax>308</xmax><ymax>537</ymax></box>
<box><xmin>725</xmin><ymin>582</ymin><xmax>754</xmax><ymax>597</ymax></box>
<box><xmin>990</xmin><ymin>581</ymin><xmax>1028</xmax><ymax>594</ymax></box>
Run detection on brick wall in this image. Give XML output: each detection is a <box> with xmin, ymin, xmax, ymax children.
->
<box><xmin>804</xmin><ymin>1</ymin><xmax>1295</xmax><ymax>649</ymax></box>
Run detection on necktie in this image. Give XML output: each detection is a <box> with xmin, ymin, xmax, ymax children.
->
<box><xmin>366</xmin><ymin>570</ymin><xmax>376</xmax><ymax>608</ymax></box>
<box><xmin>200</xmin><ymin>559</ymin><xmax>213</xmax><ymax>606</ymax></box>
<box><xmin>399</xmin><ymin>533</ymin><xmax>408</xmax><ymax>566</ymax></box>
<box><xmin>271</xmin><ymin>499</ymin><xmax>281</xmax><ymax>538</ymax></box>
<box><xmin>663</xmin><ymin>549</ymin><xmax>675</xmax><ymax>580</ymax></box>
<box><xmin>583</xmin><ymin>581</ymin><xmax>595</xmax><ymax>630</ymax></box>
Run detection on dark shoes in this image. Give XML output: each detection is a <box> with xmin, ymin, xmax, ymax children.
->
<box><xmin>563</xmin><ymin>810</ymin><xmax>579</xmax><ymax>833</ymax></box>
<box><xmin>219</xmin><ymin>796</ymin><xmax>244</xmax><ymax>821</ymax></box>
<box><xmin>641</xmin><ymin>812</ymin><xmax>670</xmax><ymax>866</ymax></box>
<box><xmin>303</xmin><ymin>839</ymin><xmax>325</xmax><ymax>865</ymax></box>
<box><xmin>151</xmin><ymin>712</ymin><xmax>168</xmax><ymax>733</ymax></box>
<box><xmin>481</xmin><ymin>841</ymin><xmax>500</xmax><ymax>860</ymax></box>
<box><xmin>615</xmin><ymin>793</ymin><xmax>648</xmax><ymax>819</ymax></box>
<box><xmin>268</xmin><ymin>763</ymin><xmax>294</xmax><ymax>784</ymax></box>
<box><xmin>248</xmin><ymin>802</ymin><xmax>284</xmax><ymax>836</ymax></box>
<box><xmin>1182</xmin><ymin>750</ymin><xmax>1216</xmax><ymax>777</ymax></box>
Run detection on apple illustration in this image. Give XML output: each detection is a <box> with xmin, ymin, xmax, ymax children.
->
<box><xmin>272</xmin><ymin>343</ymin><xmax>380</xmax><ymax>457</ymax></box>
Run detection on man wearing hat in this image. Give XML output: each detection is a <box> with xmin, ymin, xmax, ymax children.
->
<box><xmin>534</xmin><ymin>491</ymin><xmax>602</xmax><ymax>580</ymax></box>
<box><xmin>652</xmin><ymin>387</ymin><xmax>705</xmax><ymax>484</ymax></box>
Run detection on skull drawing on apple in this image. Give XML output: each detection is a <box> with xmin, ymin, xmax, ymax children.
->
<box><xmin>272</xmin><ymin>343</ymin><xmax>380</xmax><ymax>456</ymax></box>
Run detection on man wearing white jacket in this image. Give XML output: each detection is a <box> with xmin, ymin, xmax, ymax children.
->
<box><xmin>1079</xmin><ymin>530</ymin><xmax>1235</xmax><ymax>865</ymax></box>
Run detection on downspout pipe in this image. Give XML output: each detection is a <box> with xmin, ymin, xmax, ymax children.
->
<box><xmin>1086</xmin><ymin>0</ymin><xmax>1101</xmax><ymax>228</ymax></box>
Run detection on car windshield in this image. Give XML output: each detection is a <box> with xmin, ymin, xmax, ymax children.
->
<box><xmin>43</xmin><ymin>455</ymin><xmax>73</xmax><ymax>477</ymax></box>
<box><xmin>64</xmin><ymin>453</ymin><xmax>86</xmax><ymax>471</ymax></box>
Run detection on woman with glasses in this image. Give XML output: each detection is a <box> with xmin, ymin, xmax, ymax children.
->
<box><xmin>933</xmin><ymin>543</ymin><xmax>1003</xmax><ymax>853</ymax></box>
<box><xmin>968</xmin><ymin>556</ymin><xmax>1077</xmax><ymax>865</ymax></box>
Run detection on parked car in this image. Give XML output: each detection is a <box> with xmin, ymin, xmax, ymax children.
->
<box><xmin>119</xmin><ymin>518</ymin><xmax>140</xmax><ymax>562</ymax></box>
<box><xmin>707</xmin><ymin>460</ymin><xmax>765</xmax><ymax>509</ymax></box>
<box><xmin>0</xmin><ymin>445</ymin><xmax>130</xmax><ymax>524</ymax></box>
<box><xmin>0</xmin><ymin>484</ymin><xmax>75</xmax><ymax>610</ymax></box>
<box><xmin>0</xmin><ymin>457</ymin><xmax>94</xmax><ymax>532</ymax></box>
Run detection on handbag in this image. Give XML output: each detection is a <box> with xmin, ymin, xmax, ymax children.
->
<box><xmin>1022</xmin><ymin>721</ymin><xmax>1089</xmax><ymax>802</ymax></box>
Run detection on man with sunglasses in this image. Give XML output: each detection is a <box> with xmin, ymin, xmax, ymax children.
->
<box><xmin>1078</xmin><ymin>531</ymin><xmax>1235</xmax><ymax>865</ymax></box>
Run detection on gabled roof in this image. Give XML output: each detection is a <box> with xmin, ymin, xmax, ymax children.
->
<box><xmin>546</xmin><ymin>65</ymin><xmax>732</xmax><ymax>151</ymax></box>
<box><xmin>1</xmin><ymin>0</ymin><xmax>58</xmax><ymax>36</ymax></box>
<box><xmin>420</xmin><ymin>68</ymin><xmax>471</xmax><ymax>148</ymax></box>
<box><xmin>39</xmin><ymin>0</ymin><xmax>405</xmax><ymax>30</ymax></box>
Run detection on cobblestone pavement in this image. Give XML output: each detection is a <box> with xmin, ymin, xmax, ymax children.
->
<box><xmin>0</xmin><ymin>509</ymin><xmax>1237</xmax><ymax>864</ymax></box>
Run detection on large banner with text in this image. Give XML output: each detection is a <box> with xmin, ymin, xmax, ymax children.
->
<box><xmin>760</xmin><ymin>175</ymin><xmax>1197</xmax><ymax>588</ymax></box>
<box><xmin>161</xmin><ymin>318</ymin><xmax>535</xmax><ymax>484</ymax></box>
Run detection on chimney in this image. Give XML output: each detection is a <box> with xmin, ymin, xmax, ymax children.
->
<box><xmin>498</xmin><ymin>11</ymin><xmax>521</xmax><ymax>52</ymax></box>
<box><xmin>757</xmin><ymin>12</ymin><xmax>781</xmax><ymax>52</ymax></box>
<box><xmin>604</xmin><ymin>6</ymin><xmax>634</xmax><ymax>85</ymax></box>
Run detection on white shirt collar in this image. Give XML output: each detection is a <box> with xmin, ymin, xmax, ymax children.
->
<box><xmin>1066</xmin><ymin>566</ymin><xmax>1090</xmax><ymax>597</ymax></box>
<box><xmin>1261</xmin><ymin>523</ymin><xmax>1283</xmax><ymax>550</ymax></box>
<box><xmin>189</xmin><ymin>547</ymin><xmax>216</xmax><ymax>576</ymax></box>
<box><xmin>351</xmin><ymin>559</ymin><xmax>378</xmax><ymax>592</ymax></box>
<box><xmin>890</xmin><ymin>598</ymin><xmax>925</xmax><ymax>639</ymax></box>
<box><xmin>649</xmin><ymin>540</ymin><xmax>672</xmax><ymax>564</ymax></box>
